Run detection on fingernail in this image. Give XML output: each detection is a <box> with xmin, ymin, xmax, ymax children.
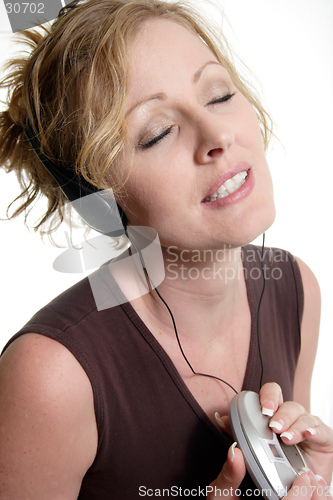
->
<box><xmin>300</xmin><ymin>472</ymin><xmax>311</xmax><ymax>483</ymax></box>
<box><xmin>261</xmin><ymin>400</ymin><xmax>275</xmax><ymax>417</ymax></box>
<box><xmin>305</xmin><ymin>427</ymin><xmax>317</xmax><ymax>436</ymax></box>
<box><xmin>298</xmin><ymin>468</ymin><xmax>312</xmax><ymax>483</ymax></box>
<box><xmin>269</xmin><ymin>420</ymin><xmax>283</xmax><ymax>431</ymax></box>
<box><xmin>215</xmin><ymin>412</ymin><xmax>226</xmax><ymax>429</ymax></box>
<box><xmin>281</xmin><ymin>431</ymin><xmax>294</xmax><ymax>441</ymax></box>
<box><xmin>300</xmin><ymin>467</ymin><xmax>317</xmax><ymax>482</ymax></box>
<box><xmin>228</xmin><ymin>442</ymin><xmax>237</xmax><ymax>463</ymax></box>
<box><xmin>315</xmin><ymin>475</ymin><xmax>327</xmax><ymax>486</ymax></box>
<box><xmin>262</xmin><ymin>407</ymin><xmax>274</xmax><ymax>417</ymax></box>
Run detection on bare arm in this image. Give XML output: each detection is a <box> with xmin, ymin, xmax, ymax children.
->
<box><xmin>257</xmin><ymin>260</ymin><xmax>333</xmax><ymax>483</ymax></box>
<box><xmin>0</xmin><ymin>333</ymin><xmax>98</xmax><ymax>500</ymax></box>
<box><xmin>293</xmin><ymin>257</ymin><xmax>321</xmax><ymax>412</ymax></box>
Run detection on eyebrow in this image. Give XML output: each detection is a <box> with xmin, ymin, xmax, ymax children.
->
<box><xmin>126</xmin><ymin>93</ymin><xmax>166</xmax><ymax>117</ymax></box>
<box><xmin>192</xmin><ymin>60</ymin><xmax>222</xmax><ymax>84</ymax></box>
<box><xmin>126</xmin><ymin>60</ymin><xmax>222</xmax><ymax>117</ymax></box>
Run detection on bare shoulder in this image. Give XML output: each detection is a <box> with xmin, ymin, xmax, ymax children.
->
<box><xmin>293</xmin><ymin>257</ymin><xmax>321</xmax><ymax>410</ymax></box>
<box><xmin>0</xmin><ymin>333</ymin><xmax>98</xmax><ymax>500</ymax></box>
<box><xmin>295</xmin><ymin>256</ymin><xmax>321</xmax><ymax>329</ymax></box>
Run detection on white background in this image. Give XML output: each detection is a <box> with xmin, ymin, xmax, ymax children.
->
<box><xmin>1</xmin><ymin>0</ymin><xmax>333</xmax><ymax>424</ymax></box>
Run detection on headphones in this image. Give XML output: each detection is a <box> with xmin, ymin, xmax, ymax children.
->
<box><xmin>24</xmin><ymin>121</ymin><xmax>127</xmax><ymax>237</ymax></box>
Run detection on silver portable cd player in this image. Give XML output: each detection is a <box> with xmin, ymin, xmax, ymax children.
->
<box><xmin>229</xmin><ymin>391</ymin><xmax>307</xmax><ymax>499</ymax></box>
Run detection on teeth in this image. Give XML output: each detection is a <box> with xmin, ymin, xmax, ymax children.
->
<box><xmin>203</xmin><ymin>171</ymin><xmax>248</xmax><ymax>203</ymax></box>
<box><xmin>224</xmin><ymin>178</ymin><xmax>239</xmax><ymax>194</ymax></box>
<box><xmin>233</xmin><ymin>172</ymin><xmax>246</xmax><ymax>183</ymax></box>
<box><xmin>217</xmin><ymin>184</ymin><xmax>226</xmax><ymax>195</ymax></box>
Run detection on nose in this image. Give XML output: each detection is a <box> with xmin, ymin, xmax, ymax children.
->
<box><xmin>193</xmin><ymin>111</ymin><xmax>235</xmax><ymax>165</ymax></box>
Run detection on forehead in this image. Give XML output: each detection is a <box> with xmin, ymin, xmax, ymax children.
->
<box><xmin>127</xmin><ymin>18</ymin><xmax>219</xmax><ymax>93</ymax></box>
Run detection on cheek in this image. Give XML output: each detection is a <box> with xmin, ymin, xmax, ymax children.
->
<box><xmin>236</xmin><ymin>99</ymin><xmax>265</xmax><ymax>149</ymax></box>
<box><xmin>122</xmin><ymin>162</ymin><xmax>192</xmax><ymax>231</ymax></box>
<box><xmin>120</xmin><ymin>171</ymin><xmax>168</xmax><ymax>224</ymax></box>
<box><xmin>124</xmin><ymin>147</ymin><xmax>187</xmax><ymax>207</ymax></box>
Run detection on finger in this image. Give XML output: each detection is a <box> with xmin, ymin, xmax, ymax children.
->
<box><xmin>294</xmin><ymin>421</ymin><xmax>333</xmax><ymax>451</ymax></box>
<box><xmin>268</xmin><ymin>406</ymin><xmax>333</xmax><ymax>449</ymax></box>
<box><xmin>309</xmin><ymin>471</ymin><xmax>332</xmax><ymax>500</ymax></box>
<box><xmin>286</xmin><ymin>470</ymin><xmax>318</xmax><ymax>499</ymax></box>
<box><xmin>267</xmin><ymin>400</ymin><xmax>308</xmax><ymax>440</ymax></box>
<box><xmin>303</xmin><ymin>420</ymin><xmax>333</xmax><ymax>449</ymax></box>
<box><xmin>312</xmin><ymin>474</ymin><xmax>332</xmax><ymax>500</ymax></box>
<box><xmin>215</xmin><ymin>413</ymin><xmax>232</xmax><ymax>436</ymax></box>
<box><xmin>207</xmin><ymin>443</ymin><xmax>246</xmax><ymax>499</ymax></box>
<box><xmin>259</xmin><ymin>382</ymin><xmax>284</xmax><ymax>417</ymax></box>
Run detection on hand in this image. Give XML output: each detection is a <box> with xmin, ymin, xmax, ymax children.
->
<box><xmin>206</xmin><ymin>442</ymin><xmax>246</xmax><ymax>499</ymax></box>
<box><xmin>207</xmin><ymin>441</ymin><xmax>328</xmax><ymax>499</ymax></box>
<box><xmin>259</xmin><ymin>382</ymin><xmax>333</xmax><ymax>486</ymax></box>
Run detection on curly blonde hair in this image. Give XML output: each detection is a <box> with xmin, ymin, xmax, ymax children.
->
<box><xmin>0</xmin><ymin>0</ymin><xmax>272</xmax><ymax>235</ymax></box>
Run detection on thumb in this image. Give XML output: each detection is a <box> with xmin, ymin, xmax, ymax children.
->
<box><xmin>207</xmin><ymin>442</ymin><xmax>247</xmax><ymax>499</ymax></box>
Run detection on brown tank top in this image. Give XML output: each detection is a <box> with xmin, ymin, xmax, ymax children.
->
<box><xmin>2</xmin><ymin>245</ymin><xmax>303</xmax><ymax>499</ymax></box>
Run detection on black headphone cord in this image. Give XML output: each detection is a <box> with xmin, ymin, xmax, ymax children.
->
<box><xmin>125</xmin><ymin>231</ymin><xmax>267</xmax><ymax>395</ymax></box>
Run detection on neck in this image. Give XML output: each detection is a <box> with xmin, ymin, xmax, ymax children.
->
<box><xmin>140</xmin><ymin>244</ymin><xmax>249</xmax><ymax>344</ymax></box>
<box><xmin>163</xmin><ymin>244</ymin><xmax>243</xmax><ymax>294</ymax></box>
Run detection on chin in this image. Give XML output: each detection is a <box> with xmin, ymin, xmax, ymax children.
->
<box><xmin>243</xmin><ymin>205</ymin><xmax>276</xmax><ymax>246</ymax></box>
<box><xmin>223</xmin><ymin>202</ymin><xmax>276</xmax><ymax>249</ymax></box>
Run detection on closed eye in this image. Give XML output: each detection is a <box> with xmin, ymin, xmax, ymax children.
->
<box><xmin>138</xmin><ymin>126</ymin><xmax>173</xmax><ymax>149</ymax></box>
<box><xmin>137</xmin><ymin>92</ymin><xmax>235</xmax><ymax>150</ymax></box>
<box><xmin>208</xmin><ymin>92</ymin><xmax>235</xmax><ymax>105</ymax></box>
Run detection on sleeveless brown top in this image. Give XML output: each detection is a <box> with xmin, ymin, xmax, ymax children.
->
<box><xmin>2</xmin><ymin>245</ymin><xmax>303</xmax><ymax>499</ymax></box>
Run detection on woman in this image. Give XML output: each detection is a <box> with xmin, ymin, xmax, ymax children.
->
<box><xmin>0</xmin><ymin>1</ymin><xmax>332</xmax><ymax>498</ymax></box>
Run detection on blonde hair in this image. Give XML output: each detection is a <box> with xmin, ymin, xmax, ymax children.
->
<box><xmin>0</xmin><ymin>0</ymin><xmax>272</xmax><ymax>235</ymax></box>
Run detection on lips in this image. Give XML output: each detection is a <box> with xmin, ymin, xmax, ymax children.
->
<box><xmin>201</xmin><ymin>162</ymin><xmax>251</xmax><ymax>203</ymax></box>
<box><xmin>202</xmin><ymin>171</ymin><xmax>248</xmax><ymax>202</ymax></box>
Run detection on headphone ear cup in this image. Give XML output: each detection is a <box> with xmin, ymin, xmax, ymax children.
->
<box><xmin>71</xmin><ymin>192</ymin><xmax>126</xmax><ymax>237</ymax></box>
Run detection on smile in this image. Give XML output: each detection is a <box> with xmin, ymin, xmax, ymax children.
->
<box><xmin>202</xmin><ymin>171</ymin><xmax>248</xmax><ymax>203</ymax></box>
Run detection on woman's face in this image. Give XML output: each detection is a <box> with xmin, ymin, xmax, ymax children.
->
<box><xmin>120</xmin><ymin>18</ymin><xmax>275</xmax><ymax>250</ymax></box>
